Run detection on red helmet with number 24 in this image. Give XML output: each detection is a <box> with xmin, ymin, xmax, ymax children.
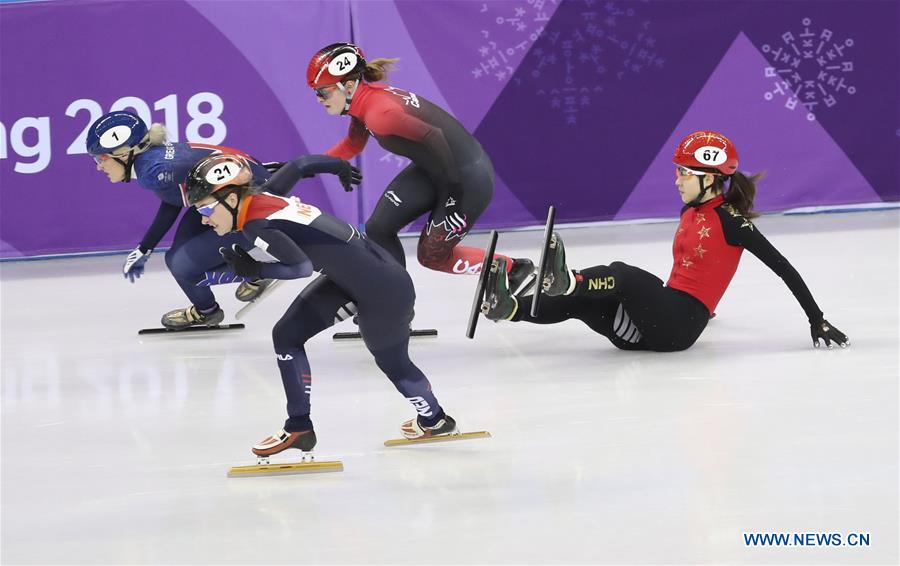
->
<box><xmin>307</xmin><ymin>43</ymin><xmax>367</xmax><ymax>89</ymax></box>
<box><xmin>673</xmin><ymin>130</ymin><xmax>739</xmax><ymax>175</ymax></box>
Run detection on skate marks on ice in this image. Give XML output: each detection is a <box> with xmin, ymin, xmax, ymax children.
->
<box><xmin>228</xmin><ymin>452</ymin><xmax>343</xmax><ymax>478</ymax></box>
<box><xmin>383</xmin><ymin>430</ymin><xmax>492</xmax><ymax>447</ymax></box>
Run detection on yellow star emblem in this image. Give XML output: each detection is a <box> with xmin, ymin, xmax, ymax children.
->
<box><xmin>698</xmin><ymin>226</ymin><xmax>711</xmax><ymax>239</ymax></box>
<box><xmin>695</xmin><ymin>212</ymin><xmax>706</xmax><ymax>223</ymax></box>
<box><xmin>681</xmin><ymin>257</ymin><xmax>693</xmax><ymax>268</ymax></box>
<box><xmin>694</xmin><ymin>244</ymin><xmax>706</xmax><ymax>258</ymax></box>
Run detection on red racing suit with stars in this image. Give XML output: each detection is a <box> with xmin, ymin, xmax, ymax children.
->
<box><xmin>324</xmin><ymin>81</ymin><xmax>511</xmax><ymax>275</ymax></box>
<box><xmin>515</xmin><ymin>195</ymin><xmax>824</xmax><ymax>352</ymax></box>
<box><xmin>667</xmin><ymin>195</ymin><xmax>822</xmax><ymax>319</ymax></box>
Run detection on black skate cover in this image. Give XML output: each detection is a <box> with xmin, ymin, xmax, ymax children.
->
<box><xmin>332</xmin><ymin>328</ymin><xmax>438</xmax><ymax>341</ymax></box>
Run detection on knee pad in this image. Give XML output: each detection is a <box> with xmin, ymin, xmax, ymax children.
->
<box><xmin>416</xmin><ymin>233</ymin><xmax>453</xmax><ymax>270</ymax></box>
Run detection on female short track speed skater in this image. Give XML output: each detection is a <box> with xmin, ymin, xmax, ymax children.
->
<box><xmin>481</xmin><ymin>131</ymin><xmax>849</xmax><ymax>351</ymax></box>
<box><xmin>308</xmin><ymin>42</ymin><xmax>534</xmax><ymax>293</ymax></box>
<box><xmin>185</xmin><ymin>153</ymin><xmax>459</xmax><ymax>456</ymax></box>
<box><xmin>86</xmin><ymin>110</ymin><xmax>359</xmax><ymax>330</ymax></box>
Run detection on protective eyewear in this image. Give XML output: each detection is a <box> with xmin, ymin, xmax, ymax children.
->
<box><xmin>314</xmin><ymin>85</ymin><xmax>339</xmax><ymax>99</ymax></box>
<box><xmin>677</xmin><ymin>165</ymin><xmax>708</xmax><ymax>177</ymax></box>
<box><xmin>196</xmin><ymin>200</ymin><xmax>222</xmax><ymax>217</ymax></box>
<box><xmin>91</xmin><ymin>152</ymin><xmax>129</xmax><ymax>164</ymax></box>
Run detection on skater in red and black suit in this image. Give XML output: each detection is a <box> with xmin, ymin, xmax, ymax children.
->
<box><xmin>308</xmin><ymin>42</ymin><xmax>535</xmax><ymax>294</ymax></box>
<box><xmin>185</xmin><ymin>153</ymin><xmax>460</xmax><ymax>457</ymax></box>
<box><xmin>481</xmin><ymin>131</ymin><xmax>849</xmax><ymax>351</ymax></box>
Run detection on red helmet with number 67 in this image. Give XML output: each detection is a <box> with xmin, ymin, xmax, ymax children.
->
<box><xmin>307</xmin><ymin>43</ymin><xmax>367</xmax><ymax>89</ymax></box>
<box><xmin>673</xmin><ymin>130</ymin><xmax>739</xmax><ymax>175</ymax></box>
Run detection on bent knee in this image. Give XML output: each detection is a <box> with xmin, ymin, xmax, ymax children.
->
<box><xmin>416</xmin><ymin>240</ymin><xmax>452</xmax><ymax>270</ymax></box>
<box><xmin>164</xmin><ymin>246</ymin><xmax>191</xmax><ymax>275</ymax></box>
<box><xmin>272</xmin><ymin>318</ymin><xmax>308</xmax><ymax>349</ymax></box>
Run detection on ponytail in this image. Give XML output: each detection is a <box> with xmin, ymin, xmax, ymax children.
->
<box><xmin>147</xmin><ymin>123</ymin><xmax>168</xmax><ymax>145</ymax></box>
<box><xmin>721</xmin><ymin>171</ymin><xmax>763</xmax><ymax>219</ymax></box>
<box><xmin>128</xmin><ymin>122</ymin><xmax>168</xmax><ymax>156</ymax></box>
<box><xmin>361</xmin><ymin>57</ymin><xmax>399</xmax><ymax>82</ymax></box>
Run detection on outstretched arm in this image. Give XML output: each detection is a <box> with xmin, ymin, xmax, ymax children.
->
<box><xmin>720</xmin><ymin>207</ymin><xmax>849</xmax><ymax>348</ymax></box>
<box><xmin>262</xmin><ymin>155</ymin><xmax>361</xmax><ymax>195</ymax></box>
<box><xmin>324</xmin><ymin>117</ymin><xmax>370</xmax><ymax>160</ymax></box>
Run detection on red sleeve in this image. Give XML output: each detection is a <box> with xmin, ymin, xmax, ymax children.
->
<box><xmin>325</xmin><ymin>117</ymin><xmax>369</xmax><ymax>160</ymax></box>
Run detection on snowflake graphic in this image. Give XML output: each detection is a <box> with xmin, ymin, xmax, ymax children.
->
<box><xmin>470</xmin><ymin>1</ymin><xmax>553</xmax><ymax>84</ymax></box>
<box><xmin>470</xmin><ymin>0</ymin><xmax>664</xmax><ymax>125</ymax></box>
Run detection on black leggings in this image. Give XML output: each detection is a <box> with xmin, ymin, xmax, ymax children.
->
<box><xmin>516</xmin><ymin>262</ymin><xmax>709</xmax><ymax>352</ymax></box>
<box><xmin>364</xmin><ymin>151</ymin><xmax>494</xmax><ymax>271</ymax></box>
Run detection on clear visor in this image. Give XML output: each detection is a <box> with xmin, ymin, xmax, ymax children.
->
<box><xmin>195</xmin><ymin>200</ymin><xmax>222</xmax><ymax>217</ymax></box>
<box><xmin>676</xmin><ymin>165</ymin><xmax>710</xmax><ymax>177</ymax></box>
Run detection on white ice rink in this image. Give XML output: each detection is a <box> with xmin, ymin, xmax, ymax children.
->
<box><xmin>2</xmin><ymin>210</ymin><xmax>898</xmax><ymax>564</ymax></box>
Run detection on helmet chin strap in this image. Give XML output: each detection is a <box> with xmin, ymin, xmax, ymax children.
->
<box><xmin>213</xmin><ymin>192</ymin><xmax>242</xmax><ymax>233</ymax></box>
<box><xmin>336</xmin><ymin>80</ymin><xmax>355</xmax><ymax>115</ymax></box>
<box><xmin>113</xmin><ymin>149</ymin><xmax>137</xmax><ymax>183</ymax></box>
<box><xmin>686</xmin><ymin>175</ymin><xmax>710</xmax><ymax>208</ymax></box>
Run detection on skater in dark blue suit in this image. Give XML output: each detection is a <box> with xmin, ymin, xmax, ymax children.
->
<box><xmin>185</xmin><ymin>152</ymin><xmax>459</xmax><ymax>456</ymax></box>
<box><xmin>87</xmin><ymin>111</ymin><xmax>360</xmax><ymax>329</ymax></box>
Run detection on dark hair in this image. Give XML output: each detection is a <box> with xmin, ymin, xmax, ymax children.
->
<box><xmin>708</xmin><ymin>170</ymin><xmax>763</xmax><ymax>218</ymax></box>
<box><xmin>213</xmin><ymin>182</ymin><xmax>260</xmax><ymax>204</ymax></box>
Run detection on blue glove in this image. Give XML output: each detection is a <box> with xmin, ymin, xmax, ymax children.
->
<box><xmin>292</xmin><ymin>155</ymin><xmax>362</xmax><ymax>192</ymax></box>
<box><xmin>123</xmin><ymin>246</ymin><xmax>152</xmax><ymax>283</ymax></box>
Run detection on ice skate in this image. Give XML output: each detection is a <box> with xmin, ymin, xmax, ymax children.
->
<box><xmin>541</xmin><ymin>232</ymin><xmax>576</xmax><ymax>297</ymax></box>
<box><xmin>235</xmin><ymin>279</ymin><xmax>284</xmax><ymax>320</ymax></box>
<box><xmin>228</xmin><ymin>428</ymin><xmax>343</xmax><ymax>477</ymax></box>
<box><xmin>235</xmin><ymin>278</ymin><xmax>276</xmax><ymax>302</ymax></box>
<box><xmin>384</xmin><ymin>414</ymin><xmax>491</xmax><ymax>446</ymax></box>
<box><xmin>252</xmin><ymin>428</ymin><xmax>317</xmax><ymax>457</ymax></box>
<box><xmin>480</xmin><ymin>258</ymin><xmax>518</xmax><ymax>321</ymax></box>
<box><xmin>160</xmin><ymin>305</ymin><xmax>225</xmax><ymax>330</ymax></box>
<box><xmin>507</xmin><ymin>258</ymin><xmax>536</xmax><ymax>296</ymax></box>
